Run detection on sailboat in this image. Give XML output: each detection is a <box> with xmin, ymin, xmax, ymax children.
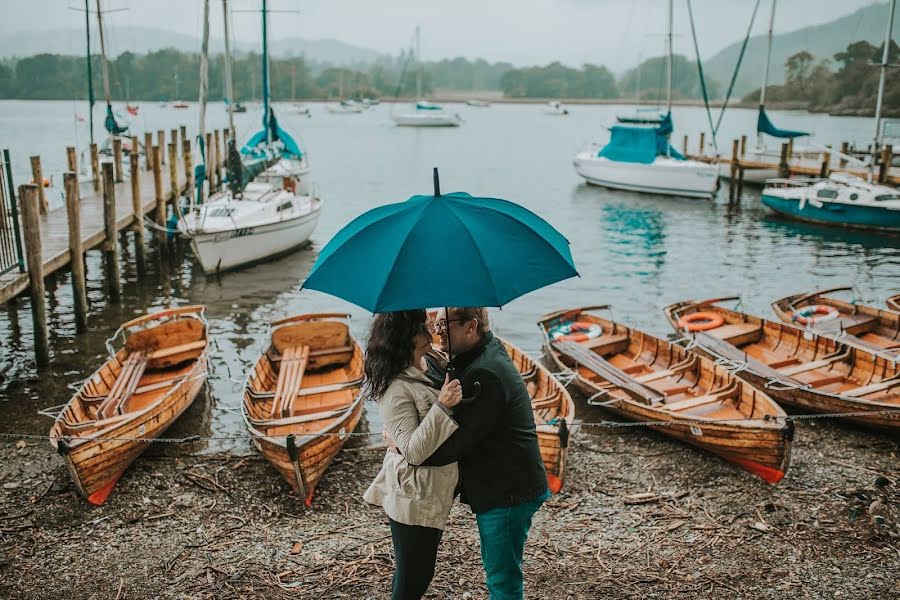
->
<box><xmin>239</xmin><ymin>0</ymin><xmax>311</xmax><ymax>181</ymax></box>
<box><xmin>760</xmin><ymin>0</ymin><xmax>900</xmax><ymax>230</ymax></box>
<box><xmin>327</xmin><ymin>71</ymin><xmax>365</xmax><ymax>114</ymax></box>
<box><xmin>391</xmin><ymin>27</ymin><xmax>462</xmax><ymax>127</ymax></box>
<box><xmin>715</xmin><ymin>0</ymin><xmax>817</xmax><ymax>185</ymax></box>
<box><xmin>572</xmin><ymin>0</ymin><xmax>718</xmax><ymax>198</ymax></box>
<box><xmin>178</xmin><ymin>0</ymin><xmax>322</xmax><ymax>274</ymax></box>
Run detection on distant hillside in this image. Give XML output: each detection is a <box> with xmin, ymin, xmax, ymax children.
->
<box><xmin>0</xmin><ymin>26</ymin><xmax>385</xmax><ymax>65</ymax></box>
<box><xmin>704</xmin><ymin>2</ymin><xmax>900</xmax><ymax>97</ymax></box>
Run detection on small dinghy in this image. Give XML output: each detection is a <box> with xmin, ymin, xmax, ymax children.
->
<box><xmin>50</xmin><ymin>307</ymin><xmax>209</xmax><ymax>504</ymax></box>
<box><xmin>538</xmin><ymin>306</ymin><xmax>792</xmax><ymax>483</ymax></box>
<box><xmin>772</xmin><ymin>287</ymin><xmax>900</xmax><ymax>358</ymax></box>
<box><xmin>500</xmin><ymin>338</ymin><xmax>575</xmax><ymax>493</ymax></box>
<box><xmin>242</xmin><ymin>314</ymin><xmax>364</xmax><ymax>506</ymax></box>
<box><xmin>665</xmin><ymin>297</ymin><xmax>900</xmax><ymax>432</ymax></box>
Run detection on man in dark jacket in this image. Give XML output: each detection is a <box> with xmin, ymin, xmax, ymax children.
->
<box><xmin>422</xmin><ymin>307</ymin><xmax>549</xmax><ymax>600</ymax></box>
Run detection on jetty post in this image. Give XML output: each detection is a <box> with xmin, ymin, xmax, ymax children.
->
<box><xmin>63</xmin><ymin>173</ymin><xmax>89</xmax><ymax>333</ymax></box>
<box><xmin>144</xmin><ymin>132</ymin><xmax>154</xmax><ymax>170</ymax></box>
<box><xmin>699</xmin><ymin>132</ymin><xmax>706</xmax><ymax>157</ymax></box>
<box><xmin>29</xmin><ymin>156</ymin><xmax>48</xmax><ymax>214</ymax></box>
<box><xmin>19</xmin><ymin>184</ymin><xmax>49</xmax><ymax>366</ymax></box>
<box><xmin>157</xmin><ymin>130</ymin><xmax>166</xmax><ymax>164</ymax></box>
<box><xmin>129</xmin><ymin>138</ymin><xmax>146</xmax><ymax>275</ymax></box>
<box><xmin>152</xmin><ymin>146</ymin><xmax>167</xmax><ymax>251</ymax></box>
<box><xmin>682</xmin><ymin>135</ymin><xmax>688</xmax><ymax>157</ymax></box>
<box><xmin>213</xmin><ymin>129</ymin><xmax>223</xmax><ymax>189</ymax></box>
<box><xmin>819</xmin><ymin>151</ymin><xmax>831</xmax><ymax>178</ymax></box>
<box><xmin>879</xmin><ymin>145</ymin><xmax>892</xmax><ymax>183</ymax></box>
<box><xmin>182</xmin><ymin>138</ymin><xmax>194</xmax><ymax>195</ymax></box>
<box><xmin>66</xmin><ymin>146</ymin><xmax>78</xmax><ymax>173</ymax></box>
<box><xmin>778</xmin><ymin>143</ymin><xmax>789</xmax><ymax>179</ymax></box>
<box><xmin>168</xmin><ymin>142</ymin><xmax>179</xmax><ymax>206</ymax></box>
<box><xmin>839</xmin><ymin>142</ymin><xmax>849</xmax><ymax>168</ymax></box>
<box><xmin>740</xmin><ymin>135</ymin><xmax>747</xmax><ymax>157</ymax></box>
<box><xmin>89</xmin><ymin>143</ymin><xmax>100</xmax><ymax>192</ymax></box>
<box><xmin>112</xmin><ymin>137</ymin><xmax>124</xmax><ymax>183</ymax></box>
<box><xmin>179</xmin><ymin>125</ymin><xmax>187</xmax><ymax>149</ymax></box>
<box><xmin>729</xmin><ymin>139</ymin><xmax>741</xmax><ymax>199</ymax></box>
<box><xmin>101</xmin><ymin>163</ymin><xmax>121</xmax><ymax>303</ymax></box>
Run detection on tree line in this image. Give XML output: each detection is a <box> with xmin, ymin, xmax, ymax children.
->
<box><xmin>741</xmin><ymin>40</ymin><xmax>900</xmax><ymax>117</ymax></box>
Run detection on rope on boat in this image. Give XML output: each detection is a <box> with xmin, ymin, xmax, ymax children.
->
<box><xmin>142</xmin><ymin>215</ymin><xmax>184</xmax><ymax>236</ymax></box>
<box><xmin>9</xmin><ymin>408</ymin><xmax>900</xmax><ymax>446</ymax></box>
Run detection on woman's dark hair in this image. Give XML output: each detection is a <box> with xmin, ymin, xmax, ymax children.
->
<box><xmin>364</xmin><ymin>309</ymin><xmax>427</xmax><ymax>401</ymax></box>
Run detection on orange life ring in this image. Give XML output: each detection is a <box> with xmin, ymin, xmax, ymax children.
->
<box><xmin>29</xmin><ymin>178</ymin><xmax>51</xmax><ymax>188</ymax></box>
<box><xmin>555</xmin><ymin>320</ymin><xmax>603</xmax><ymax>342</ymax></box>
<box><xmin>792</xmin><ymin>305</ymin><xmax>839</xmax><ymax>326</ymax></box>
<box><xmin>677</xmin><ymin>311</ymin><xmax>724</xmax><ymax>332</ymax></box>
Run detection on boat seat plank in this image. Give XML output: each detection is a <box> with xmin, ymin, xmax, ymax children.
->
<box><xmin>778</xmin><ymin>355</ymin><xmax>843</xmax><ymax>376</ymax></box>
<box><xmin>270</xmin><ymin>345</ymin><xmax>354</xmax><ymax>361</ymax></box>
<box><xmin>148</xmin><ymin>340</ymin><xmax>207</xmax><ymax>360</ymax></box>
<box><xmin>634</xmin><ymin>363</ymin><xmax>692</xmax><ymax>383</ymax></box>
<box><xmin>844</xmin><ymin>377</ymin><xmax>900</xmax><ymax>398</ymax></box>
<box><xmin>555</xmin><ymin>340</ymin><xmax>665</xmax><ymax>404</ymax></box>
<box><xmin>709</xmin><ymin>323</ymin><xmax>761</xmax><ymax>341</ymax></box>
<box><xmin>247</xmin><ymin>378</ymin><xmax>363</xmax><ymax>401</ymax></box>
<box><xmin>580</xmin><ymin>334</ymin><xmax>629</xmax><ymax>351</ymax></box>
<box><xmin>662</xmin><ymin>391</ymin><xmax>731</xmax><ymax>412</ymax></box>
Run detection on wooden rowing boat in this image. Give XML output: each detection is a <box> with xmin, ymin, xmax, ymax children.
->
<box><xmin>49</xmin><ymin>306</ymin><xmax>209</xmax><ymax>504</ymax></box>
<box><xmin>500</xmin><ymin>338</ymin><xmax>575</xmax><ymax>493</ymax></box>
<box><xmin>888</xmin><ymin>294</ymin><xmax>900</xmax><ymax>312</ymax></box>
<box><xmin>242</xmin><ymin>313</ymin><xmax>364</xmax><ymax>506</ymax></box>
<box><xmin>664</xmin><ymin>297</ymin><xmax>900</xmax><ymax>431</ymax></box>
<box><xmin>772</xmin><ymin>287</ymin><xmax>900</xmax><ymax>357</ymax></box>
<box><xmin>538</xmin><ymin>306</ymin><xmax>792</xmax><ymax>484</ymax></box>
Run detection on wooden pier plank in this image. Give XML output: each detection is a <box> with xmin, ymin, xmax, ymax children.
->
<box><xmin>0</xmin><ymin>169</ymin><xmax>185</xmax><ymax>305</ymax></box>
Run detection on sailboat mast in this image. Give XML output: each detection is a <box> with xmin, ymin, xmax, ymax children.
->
<box><xmin>872</xmin><ymin>0</ymin><xmax>897</xmax><ymax>180</ymax></box>
<box><xmin>415</xmin><ymin>26</ymin><xmax>422</xmax><ymax>100</ymax></box>
<box><xmin>95</xmin><ymin>0</ymin><xmax>112</xmax><ymax>105</ymax></box>
<box><xmin>666</xmin><ymin>0</ymin><xmax>673</xmax><ymax>114</ymax></box>
<box><xmin>262</xmin><ymin>0</ymin><xmax>271</xmax><ymax>144</ymax></box>
<box><xmin>222</xmin><ymin>0</ymin><xmax>235</xmax><ymax>135</ymax></box>
<box><xmin>84</xmin><ymin>0</ymin><xmax>95</xmax><ymax>146</ymax></box>
<box><xmin>758</xmin><ymin>0</ymin><xmax>776</xmax><ymax>148</ymax></box>
<box><xmin>198</xmin><ymin>0</ymin><xmax>210</xmax><ymax>151</ymax></box>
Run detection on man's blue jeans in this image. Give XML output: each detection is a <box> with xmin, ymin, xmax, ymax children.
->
<box><xmin>474</xmin><ymin>489</ymin><xmax>550</xmax><ymax>600</ymax></box>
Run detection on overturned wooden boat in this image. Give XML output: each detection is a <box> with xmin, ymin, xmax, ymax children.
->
<box><xmin>888</xmin><ymin>294</ymin><xmax>900</xmax><ymax>313</ymax></box>
<box><xmin>243</xmin><ymin>313</ymin><xmax>364</xmax><ymax>506</ymax></box>
<box><xmin>538</xmin><ymin>306</ymin><xmax>792</xmax><ymax>484</ymax></box>
<box><xmin>772</xmin><ymin>287</ymin><xmax>900</xmax><ymax>358</ymax></box>
<box><xmin>500</xmin><ymin>338</ymin><xmax>575</xmax><ymax>493</ymax></box>
<box><xmin>50</xmin><ymin>306</ymin><xmax>209</xmax><ymax>504</ymax></box>
<box><xmin>664</xmin><ymin>297</ymin><xmax>900</xmax><ymax>432</ymax></box>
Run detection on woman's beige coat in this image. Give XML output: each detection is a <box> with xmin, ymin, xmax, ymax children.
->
<box><xmin>363</xmin><ymin>366</ymin><xmax>459</xmax><ymax>530</ymax></box>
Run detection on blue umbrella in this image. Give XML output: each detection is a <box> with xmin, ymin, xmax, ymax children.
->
<box><xmin>301</xmin><ymin>170</ymin><xmax>578</xmax><ymax>313</ymax></box>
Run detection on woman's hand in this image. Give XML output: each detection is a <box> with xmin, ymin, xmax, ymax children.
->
<box><xmin>438</xmin><ymin>373</ymin><xmax>462</xmax><ymax>407</ymax></box>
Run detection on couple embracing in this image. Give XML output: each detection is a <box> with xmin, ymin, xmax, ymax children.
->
<box><xmin>363</xmin><ymin>307</ymin><xmax>549</xmax><ymax>600</ymax></box>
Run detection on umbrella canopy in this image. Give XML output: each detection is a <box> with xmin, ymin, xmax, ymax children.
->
<box><xmin>302</xmin><ymin>188</ymin><xmax>577</xmax><ymax>313</ymax></box>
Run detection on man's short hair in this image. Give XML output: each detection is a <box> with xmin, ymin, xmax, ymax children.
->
<box><xmin>451</xmin><ymin>307</ymin><xmax>490</xmax><ymax>336</ymax></box>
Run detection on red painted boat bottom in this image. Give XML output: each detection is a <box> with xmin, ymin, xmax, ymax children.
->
<box><xmin>729</xmin><ymin>457</ymin><xmax>786</xmax><ymax>484</ymax></box>
<box><xmin>547</xmin><ymin>473</ymin><xmax>563</xmax><ymax>494</ymax></box>
<box><xmin>87</xmin><ymin>470</ymin><xmax>125</xmax><ymax>505</ymax></box>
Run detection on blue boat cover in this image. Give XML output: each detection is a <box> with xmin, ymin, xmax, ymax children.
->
<box><xmin>599</xmin><ymin>113</ymin><xmax>684</xmax><ymax>164</ymax></box>
<box><xmin>757</xmin><ymin>107</ymin><xmax>808</xmax><ymax>139</ymax></box>
<box><xmin>416</xmin><ymin>101</ymin><xmax>441</xmax><ymax>110</ymax></box>
<box><xmin>241</xmin><ymin>108</ymin><xmax>303</xmax><ymax>159</ymax></box>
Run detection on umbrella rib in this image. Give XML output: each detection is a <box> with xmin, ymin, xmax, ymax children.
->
<box><xmin>445</xmin><ymin>204</ymin><xmax>502</xmax><ymax>307</ymax></box>
<box><xmin>371</xmin><ymin>201</ymin><xmax>434</xmax><ymax>312</ymax></box>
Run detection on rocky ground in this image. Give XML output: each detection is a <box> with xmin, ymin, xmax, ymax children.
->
<box><xmin>1</xmin><ymin>407</ymin><xmax>899</xmax><ymax>599</ymax></box>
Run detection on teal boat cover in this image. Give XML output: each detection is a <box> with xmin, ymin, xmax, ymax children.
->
<box><xmin>757</xmin><ymin>107</ymin><xmax>808</xmax><ymax>139</ymax></box>
<box><xmin>416</xmin><ymin>101</ymin><xmax>441</xmax><ymax>110</ymax></box>
<box><xmin>599</xmin><ymin>113</ymin><xmax>684</xmax><ymax>163</ymax></box>
<box><xmin>104</xmin><ymin>103</ymin><xmax>128</xmax><ymax>135</ymax></box>
<box><xmin>241</xmin><ymin>108</ymin><xmax>303</xmax><ymax>159</ymax></box>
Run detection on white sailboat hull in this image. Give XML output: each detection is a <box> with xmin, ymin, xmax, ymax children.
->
<box><xmin>189</xmin><ymin>207</ymin><xmax>321</xmax><ymax>273</ymax></box>
<box><xmin>392</xmin><ymin>112</ymin><xmax>462</xmax><ymax>127</ymax></box>
<box><xmin>573</xmin><ymin>152</ymin><xmax>719</xmax><ymax>198</ymax></box>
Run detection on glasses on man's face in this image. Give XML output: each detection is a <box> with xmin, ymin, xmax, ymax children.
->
<box><xmin>427</xmin><ymin>318</ymin><xmax>469</xmax><ymax>334</ymax></box>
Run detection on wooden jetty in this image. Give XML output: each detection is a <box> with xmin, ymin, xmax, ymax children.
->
<box><xmin>681</xmin><ymin>134</ymin><xmax>900</xmax><ymax>195</ymax></box>
<box><xmin>0</xmin><ymin>128</ymin><xmax>230</xmax><ymax>366</ymax></box>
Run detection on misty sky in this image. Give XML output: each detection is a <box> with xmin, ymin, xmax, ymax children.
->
<box><xmin>1</xmin><ymin>0</ymin><xmax>884</xmax><ymax>70</ymax></box>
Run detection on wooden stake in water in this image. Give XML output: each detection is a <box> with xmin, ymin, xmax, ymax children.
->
<box><xmin>112</xmin><ymin>137</ymin><xmax>124</xmax><ymax>183</ymax></box>
<box><xmin>90</xmin><ymin>143</ymin><xmax>101</xmax><ymax>192</ymax></box>
<box><xmin>152</xmin><ymin>146</ymin><xmax>167</xmax><ymax>251</ymax></box>
<box><xmin>29</xmin><ymin>156</ymin><xmax>48</xmax><ymax>214</ymax></box>
<box><xmin>157</xmin><ymin>131</ymin><xmax>166</xmax><ymax>164</ymax></box>
<box><xmin>144</xmin><ymin>132</ymin><xmax>154</xmax><ymax>171</ymax></box>
<box><xmin>66</xmin><ymin>146</ymin><xmax>78</xmax><ymax>173</ymax></box>
<box><xmin>19</xmin><ymin>184</ymin><xmax>49</xmax><ymax>366</ymax></box>
<box><xmin>129</xmin><ymin>147</ymin><xmax>146</xmax><ymax>275</ymax></box>
<box><xmin>168</xmin><ymin>142</ymin><xmax>179</xmax><ymax>204</ymax></box>
<box><xmin>101</xmin><ymin>163</ymin><xmax>121</xmax><ymax>303</ymax></box>
<box><xmin>64</xmin><ymin>172</ymin><xmax>88</xmax><ymax>333</ymax></box>
<box><xmin>183</xmin><ymin>139</ymin><xmax>193</xmax><ymax>193</ymax></box>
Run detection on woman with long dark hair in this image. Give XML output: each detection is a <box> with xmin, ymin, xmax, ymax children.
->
<box><xmin>362</xmin><ymin>309</ymin><xmax>462</xmax><ymax>600</ymax></box>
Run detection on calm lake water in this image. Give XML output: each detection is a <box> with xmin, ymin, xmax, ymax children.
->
<box><xmin>0</xmin><ymin>100</ymin><xmax>898</xmax><ymax>454</ymax></box>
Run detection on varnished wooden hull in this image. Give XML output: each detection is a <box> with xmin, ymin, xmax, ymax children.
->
<box><xmin>772</xmin><ymin>287</ymin><xmax>900</xmax><ymax>358</ymax></box>
<box><xmin>888</xmin><ymin>294</ymin><xmax>900</xmax><ymax>313</ymax></box>
<box><xmin>538</xmin><ymin>307</ymin><xmax>792</xmax><ymax>483</ymax></box>
<box><xmin>50</xmin><ymin>307</ymin><xmax>209</xmax><ymax>504</ymax></box>
<box><xmin>500</xmin><ymin>338</ymin><xmax>575</xmax><ymax>492</ymax></box>
<box><xmin>243</xmin><ymin>313</ymin><xmax>365</xmax><ymax>506</ymax></box>
<box><xmin>665</xmin><ymin>298</ymin><xmax>900</xmax><ymax>432</ymax></box>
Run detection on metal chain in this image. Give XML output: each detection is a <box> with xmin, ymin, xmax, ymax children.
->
<box><xmin>8</xmin><ymin>408</ymin><xmax>900</xmax><ymax>446</ymax></box>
